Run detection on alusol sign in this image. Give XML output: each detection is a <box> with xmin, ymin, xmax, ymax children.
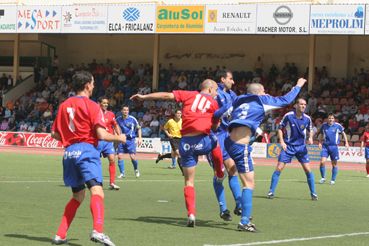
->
<box><xmin>156</xmin><ymin>6</ymin><xmax>205</xmax><ymax>33</ymax></box>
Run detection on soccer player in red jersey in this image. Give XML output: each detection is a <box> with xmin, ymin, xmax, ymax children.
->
<box><xmin>131</xmin><ymin>79</ymin><xmax>223</xmax><ymax>227</ymax></box>
<box><xmin>97</xmin><ymin>97</ymin><xmax>121</xmax><ymax>190</ymax></box>
<box><xmin>51</xmin><ymin>71</ymin><xmax>126</xmax><ymax>246</ymax></box>
<box><xmin>360</xmin><ymin>124</ymin><xmax>369</xmax><ymax>177</ymax></box>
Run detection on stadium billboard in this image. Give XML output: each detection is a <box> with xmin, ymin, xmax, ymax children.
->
<box><xmin>365</xmin><ymin>5</ymin><xmax>369</xmax><ymax>34</ymax></box>
<box><xmin>205</xmin><ymin>4</ymin><xmax>257</xmax><ymax>34</ymax></box>
<box><xmin>310</xmin><ymin>4</ymin><xmax>365</xmax><ymax>35</ymax></box>
<box><xmin>256</xmin><ymin>4</ymin><xmax>310</xmax><ymax>35</ymax></box>
<box><xmin>156</xmin><ymin>5</ymin><xmax>205</xmax><ymax>33</ymax></box>
<box><xmin>108</xmin><ymin>5</ymin><xmax>155</xmax><ymax>33</ymax></box>
<box><xmin>0</xmin><ymin>5</ymin><xmax>16</xmax><ymax>33</ymax></box>
<box><xmin>17</xmin><ymin>6</ymin><xmax>61</xmax><ymax>33</ymax></box>
<box><xmin>61</xmin><ymin>5</ymin><xmax>108</xmax><ymax>33</ymax></box>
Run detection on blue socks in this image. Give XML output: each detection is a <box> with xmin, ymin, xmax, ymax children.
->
<box><xmin>213</xmin><ymin>176</ymin><xmax>227</xmax><ymax>213</ymax></box>
<box><xmin>228</xmin><ymin>175</ymin><xmax>242</xmax><ymax>209</ymax></box>
<box><xmin>332</xmin><ymin>166</ymin><xmax>338</xmax><ymax>181</ymax></box>
<box><xmin>269</xmin><ymin>170</ymin><xmax>281</xmax><ymax>194</ymax></box>
<box><xmin>132</xmin><ymin>159</ymin><xmax>138</xmax><ymax>170</ymax></box>
<box><xmin>320</xmin><ymin>165</ymin><xmax>326</xmax><ymax>179</ymax></box>
<box><xmin>171</xmin><ymin>157</ymin><xmax>176</xmax><ymax>167</ymax></box>
<box><xmin>241</xmin><ymin>188</ymin><xmax>253</xmax><ymax>225</ymax></box>
<box><xmin>118</xmin><ymin>160</ymin><xmax>125</xmax><ymax>174</ymax></box>
<box><xmin>306</xmin><ymin>171</ymin><xmax>316</xmax><ymax>195</ymax></box>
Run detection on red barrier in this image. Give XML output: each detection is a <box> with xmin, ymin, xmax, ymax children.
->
<box><xmin>0</xmin><ymin>131</ymin><xmax>63</xmax><ymax>148</ymax></box>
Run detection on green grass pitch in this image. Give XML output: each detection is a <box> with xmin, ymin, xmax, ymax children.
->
<box><xmin>1</xmin><ymin>152</ymin><xmax>369</xmax><ymax>246</ymax></box>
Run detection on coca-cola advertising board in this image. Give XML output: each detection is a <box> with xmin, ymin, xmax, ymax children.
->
<box><xmin>0</xmin><ymin>131</ymin><xmax>63</xmax><ymax>148</ymax></box>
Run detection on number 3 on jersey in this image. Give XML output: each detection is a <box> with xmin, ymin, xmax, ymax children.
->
<box><xmin>191</xmin><ymin>94</ymin><xmax>211</xmax><ymax>113</ymax></box>
<box><xmin>66</xmin><ymin>107</ymin><xmax>76</xmax><ymax>132</ymax></box>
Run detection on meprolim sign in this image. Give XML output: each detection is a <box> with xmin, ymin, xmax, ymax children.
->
<box><xmin>205</xmin><ymin>4</ymin><xmax>257</xmax><ymax>34</ymax></box>
<box><xmin>108</xmin><ymin>5</ymin><xmax>155</xmax><ymax>33</ymax></box>
<box><xmin>256</xmin><ymin>4</ymin><xmax>310</xmax><ymax>34</ymax></box>
<box><xmin>0</xmin><ymin>6</ymin><xmax>16</xmax><ymax>33</ymax></box>
<box><xmin>310</xmin><ymin>4</ymin><xmax>365</xmax><ymax>35</ymax></box>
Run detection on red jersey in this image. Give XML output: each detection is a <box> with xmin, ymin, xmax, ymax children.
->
<box><xmin>52</xmin><ymin>96</ymin><xmax>106</xmax><ymax>147</ymax></box>
<box><xmin>173</xmin><ymin>90</ymin><xmax>218</xmax><ymax>135</ymax></box>
<box><xmin>103</xmin><ymin>110</ymin><xmax>117</xmax><ymax>134</ymax></box>
<box><xmin>361</xmin><ymin>131</ymin><xmax>369</xmax><ymax>147</ymax></box>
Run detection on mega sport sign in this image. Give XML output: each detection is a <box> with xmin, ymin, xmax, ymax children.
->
<box><xmin>17</xmin><ymin>6</ymin><xmax>61</xmax><ymax>33</ymax></box>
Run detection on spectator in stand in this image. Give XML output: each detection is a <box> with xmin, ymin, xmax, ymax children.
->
<box><xmin>149</xmin><ymin>115</ymin><xmax>160</xmax><ymax>136</ymax></box>
<box><xmin>348</xmin><ymin>118</ymin><xmax>359</xmax><ymax>135</ymax></box>
<box><xmin>141</xmin><ymin>122</ymin><xmax>152</xmax><ymax>137</ymax></box>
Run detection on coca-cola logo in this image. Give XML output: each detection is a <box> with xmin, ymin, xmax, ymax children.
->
<box><xmin>26</xmin><ymin>133</ymin><xmax>61</xmax><ymax>148</ymax></box>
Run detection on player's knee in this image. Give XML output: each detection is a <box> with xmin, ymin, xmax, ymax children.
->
<box><xmin>72</xmin><ymin>189</ymin><xmax>85</xmax><ymax>203</ymax></box>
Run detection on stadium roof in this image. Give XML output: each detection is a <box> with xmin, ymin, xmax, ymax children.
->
<box><xmin>2</xmin><ymin>0</ymin><xmax>369</xmax><ymax>5</ymax></box>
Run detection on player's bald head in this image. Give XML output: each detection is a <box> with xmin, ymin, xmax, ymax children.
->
<box><xmin>247</xmin><ymin>83</ymin><xmax>264</xmax><ymax>95</ymax></box>
<box><xmin>200</xmin><ymin>79</ymin><xmax>217</xmax><ymax>90</ymax></box>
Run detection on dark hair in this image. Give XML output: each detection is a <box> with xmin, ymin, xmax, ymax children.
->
<box><xmin>295</xmin><ymin>97</ymin><xmax>307</xmax><ymax>104</ymax></box>
<box><xmin>218</xmin><ymin>69</ymin><xmax>232</xmax><ymax>82</ymax></box>
<box><xmin>98</xmin><ymin>96</ymin><xmax>109</xmax><ymax>103</ymax></box>
<box><xmin>121</xmin><ymin>105</ymin><xmax>129</xmax><ymax>110</ymax></box>
<box><xmin>328</xmin><ymin>113</ymin><xmax>335</xmax><ymax>118</ymax></box>
<box><xmin>72</xmin><ymin>71</ymin><xmax>93</xmax><ymax>92</ymax></box>
<box><xmin>175</xmin><ymin>109</ymin><xmax>182</xmax><ymax>114</ymax></box>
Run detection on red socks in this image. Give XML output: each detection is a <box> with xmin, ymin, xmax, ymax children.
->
<box><xmin>56</xmin><ymin>198</ymin><xmax>81</xmax><ymax>238</ymax></box>
<box><xmin>366</xmin><ymin>164</ymin><xmax>369</xmax><ymax>175</ymax></box>
<box><xmin>184</xmin><ymin>186</ymin><xmax>196</xmax><ymax>216</ymax></box>
<box><xmin>211</xmin><ymin>145</ymin><xmax>224</xmax><ymax>178</ymax></box>
<box><xmin>90</xmin><ymin>195</ymin><xmax>104</xmax><ymax>233</ymax></box>
<box><xmin>109</xmin><ymin>162</ymin><xmax>116</xmax><ymax>184</ymax></box>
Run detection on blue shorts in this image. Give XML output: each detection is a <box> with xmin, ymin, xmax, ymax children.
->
<box><xmin>216</xmin><ymin>130</ymin><xmax>231</xmax><ymax>161</ymax></box>
<box><xmin>365</xmin><ymin>147</ymin><xmax>369</xmax><ymax>159</ymax></box>
<box><xmin>224</xmin><ymin>136</ymin><xmax>254</xmax><ymax>173</ymax></box>
<box><xmin>63</xmin><ymin>143</ymin><xmax>102</xmax><ymax>188</ymax></box>
<box><xmin>179</xmin><ymin>134</ymin><xmax>217</xmax><ymax>168</ymax></box>
<box><xmin>278</xmin><ymin>145</ymin><xmax>310</xmax><ymax>164</ymax></box>
<box><xmin>97</xmin><ymin>140</ymin><xmax>115</xmax><ymax>158</ymax></box>
<box><xmin>117</xmin><ymin>138</ymin><xmax>136</xmax><ymax>154</ymax></box>
<box><xmin>321</xmin><ymin>144</ymin><xmax>339</xmax><ymax>161</ymax></box>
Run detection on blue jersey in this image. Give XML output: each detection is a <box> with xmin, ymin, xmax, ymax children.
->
<box><xmin>279</xmin><ymin>111</ymin><xmax>312</xmax><ymax>146</ymax></box>
<box><xmin>320</xmin><ymin>122</ymin><xmax>344</xmax><ymax>146</ymax></box>
<box><xmin>116</xmin><ymin>115</ymin><xmax>139</xmax><ymax>139</ymax></box>
<box><xmin>228</xmin><ymin>86</ymin><xmax>301</xmax><ymax>135</ymax></box>
<box><xmin>214</xmin><ymin>83</ymin><xmax>237</xmax><ymax>132</ymax></box>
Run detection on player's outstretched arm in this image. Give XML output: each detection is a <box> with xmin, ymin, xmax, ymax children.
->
<box><xmin>96</xmin><ymin>127</ymin><xmax>126</xmax><ymax>143</ymax></box>
<box><xmin>130</xmin><ymin>92</ymin><xmax>175</xmax><ymax>101</ymax></box>
<box><xmin>342</xmin><ymin>131</ymin><xmax>350</xmax><ymax>148</ymax></box>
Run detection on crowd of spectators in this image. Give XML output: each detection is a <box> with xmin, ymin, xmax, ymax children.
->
<box><xmin>0</xmin><ymin>58</ymin><xmax>368</xmax><ymax>145</ymax></box>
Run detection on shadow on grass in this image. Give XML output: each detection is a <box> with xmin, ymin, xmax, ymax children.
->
<box><xmin>114</xmin><ymin>216</ymin><xmax>235</xmax><ymax>230</ymax></box>
<box><xmin>254</xmin><ymin>195</ymin><xmax>308</xmax><ymax>201</ymax></box>
<box><xmin>4</xmin><ymin>234</ymin><xmax>82</xmax><ymax>246</ymax></box>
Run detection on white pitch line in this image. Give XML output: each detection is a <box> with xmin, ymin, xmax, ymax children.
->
<box><xmin>204</xmin><ymin>232</ymin><xmax>369</xmax><ymax>246</ymax></box>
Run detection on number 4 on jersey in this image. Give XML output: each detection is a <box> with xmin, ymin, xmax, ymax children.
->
<box><xmin>191</xmin><ymin>94</ymin><xmax>211</xmax><ymax>113</ymax></box>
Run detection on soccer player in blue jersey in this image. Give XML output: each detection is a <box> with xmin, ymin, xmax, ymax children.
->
<box><xmin>116</xmin><ymin>106</ymin><xmax>142</xmax><ymax>178</ymax></box>
<box><xmin>208</xmin><ymin>70</ymin><xmax>242</xmax><ymax>221</ymax></box>
<box><xmin>267</xmin><ymin>98</ymin><xmax>318</xmax><ymax>201</ymax></box>
<box><xmin>317</xmin><ymin>113</ymin><xmax>349</xmax><ymax>185</ymax></box>
<box><xmin>224</xmin><ymin>78</ymin><xmax>306</xmax><ymax>232</ymax></box>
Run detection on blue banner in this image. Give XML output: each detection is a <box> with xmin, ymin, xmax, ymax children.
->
<box><xmin>267</xmin><ymin>143</ymin><xmax>321</xmax><ymax>161</ymax></box>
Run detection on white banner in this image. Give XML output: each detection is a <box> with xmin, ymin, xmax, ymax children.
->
<box><xmin>137</xmin><ymin>137</ymin><xmax>162</xmax><ymax>153</ymax></box>
<box><xmin>251</xmin><ymin>142</ymin><xmax>267</xmax><ymax>158</ymax></box>
<box><xmin>0</xmin><ymin>6</ymin><xmax>16</xmax><ymax>33</ymax></box>
<box><xmin>337</xmin><ymin>146</ymin><xmax>366</xmax><ymax>163</ymax></box>
<box><xmin>256</xmin><ymin>4</ymin><xmax>310</xmax><ymax>34</ymax></box>
<box><xmin>108</xmin><ymin>5</ymin><xmax>155</xmax><ymax>33</ymax></box>
<box><xmin>205</xmin><ymin>4</ymin><xmax>257</xmax><ymax>34</ymax></box>
<box><xmin>17</xmin><ymin>6</ymin><xmax>61</xmax><ymax>33</ymax></box>
<box><xmin>61</xmin><ymin>5</ymin><xmax>107</xmax><ymax>33</ymax></box>
<box><xmin>310</xmin><ymin>4</ymin><xmax>365</xmax><ymax>35</ymax></box>
<box><xmin>365</xmin><ymin>5</ymin><xmax>369</xmax><ymax>35</ymax></box>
